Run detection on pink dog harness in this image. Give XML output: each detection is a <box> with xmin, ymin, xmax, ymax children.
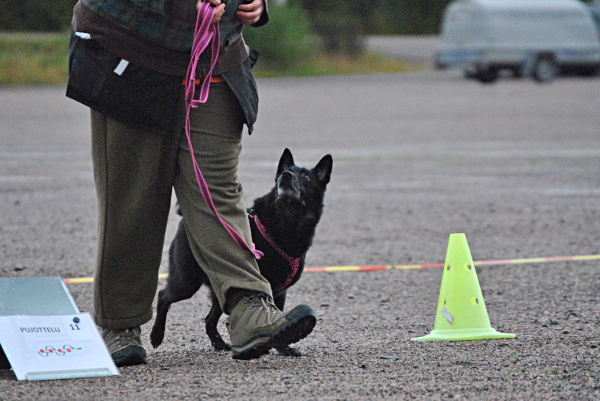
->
<box><xmin>184</xmin><ymin>2</ymin><xmax>263</xmax><ymax>260</ymax></box>
<box><xmin>252</xmin><ymin>213</ymin><xmax>301</xmax><ymax>292</ymax></box>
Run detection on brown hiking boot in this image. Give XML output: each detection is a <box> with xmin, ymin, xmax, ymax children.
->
<box><xmin>102</xmin><ymin>327</ymin><xmax>147</xmax><ymax>367</ymax></box>
<box><xmin>227</xmin><ymin>293</ymin><xmax>316</xmax><ymax>360</ymax></box>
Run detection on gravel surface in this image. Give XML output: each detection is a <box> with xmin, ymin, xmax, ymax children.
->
<box><xmin>1</xmin><ymin>52</ymin><xmax>600</xmax><ymax>399</ymax></box>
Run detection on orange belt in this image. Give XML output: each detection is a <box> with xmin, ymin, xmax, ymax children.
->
<box><xmin>182</xmin><ymin>76</ymin><xmax>224</xmax><ymax>85</ymax></box>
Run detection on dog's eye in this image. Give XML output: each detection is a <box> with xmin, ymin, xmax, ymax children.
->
<box><xmin>303</xmin><ymin>175</ymin><xmax>310</xmax><ymax>182</ymax></box>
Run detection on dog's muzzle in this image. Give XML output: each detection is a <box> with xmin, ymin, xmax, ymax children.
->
<box><xmin>277</xmin><ymin>171</ymin><xmax>301</xmax><ymax>201</ymax></box>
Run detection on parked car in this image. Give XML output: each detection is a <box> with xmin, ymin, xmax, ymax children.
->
<box><xmin>434</xmin><ymin>0</ymin><xmax>600</xmax><ymax>83</ymax></box>
<box><xmin>588</xmin><ymin>0</ymin><xmax>600</xmax><ymax>30</ymax></box>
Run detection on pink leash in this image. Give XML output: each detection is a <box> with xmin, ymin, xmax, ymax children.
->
<box><xmin>184</xmin><ymin>2</ymin><xmax>263</xmax><ymax>260</ymax></box>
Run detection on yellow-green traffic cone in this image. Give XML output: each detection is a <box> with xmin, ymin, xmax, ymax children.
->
<box><xmin>412</xmin><ymin>233</ymin><xmax>515</xmax><ymax>341</ymax></box>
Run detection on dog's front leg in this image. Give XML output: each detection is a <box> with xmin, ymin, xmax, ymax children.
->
<box><xmin>273</xmin><ymin>291</ymin><xmax>302</xmax><ymax>357</ymax></box>
<box><xmin>150</xmin><ymin>289</ymin><xmax>172</xmax><ymax>348</ymax></box>
<box><xmin>205</xmin><ymin>291</ymin><xmax>231</xmax><ymax>351</ymax></box>
<box><xmin>273</xmin><ymin>291</ymin><xmax>286</xmax><ymax>311</ymax></box>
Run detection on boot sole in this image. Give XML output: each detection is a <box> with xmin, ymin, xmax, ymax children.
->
<box><xmin>231</xmin><ymin>305</ymin><xmax>317</xmax><ymax>360</ymax></box>
<box><xmin>111</xmin><ymin>345</ymin><xmax>148</xmax><ymax>367</ymax></box>
<box><xmin>272</xmin><ymin>307</ymin><xmax>317</xmax><ymax>346</ymax></box>
<box><xmin>232</xmin><ymin>344</ymin><xmax>271</xmax><ymax>360</ymax></box>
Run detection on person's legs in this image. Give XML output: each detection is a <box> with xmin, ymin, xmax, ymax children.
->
<box><xmin>174</xmin><ymin>82</ymin><xmax>316</xmax><ymax>359</ymax></box>
<box><xmin>91</xmin><ymin>109</ymin><xmax>182</xmax><ymax>365</ymax></box>
<box><xmin>174</xmin><ymin>82</ymin><xmax>272</xmax><ymax>305</ymax></box>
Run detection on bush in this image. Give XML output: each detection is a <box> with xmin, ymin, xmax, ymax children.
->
<box><xmin>370</xmin><ymin>1</ymin><xmax>453</xmax><ymax>35</ymax></box>
<box><xmin>0</xmin><ymin>0</ymin><xmax>453</xmax><ymax>35</ymax></box>
<box><xmin>0</xmin><ymin>0</ymin><xmax>77</xmax><ymax>32</ymax></box>
<box><xmin>292</xmin><ymin>0</ymin><xmax>372</xmax><ymax>57</ymax></box>
<box><xmin>243</xmin><ymin>4</ymin><xmax>316</xmax><ymax>72</ymax></box>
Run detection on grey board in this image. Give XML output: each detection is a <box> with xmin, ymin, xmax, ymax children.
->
<box><xmin>0</xmin><ymin>277</ymin><xmax>80</xmax><ymax>370</ymax></box>
<box><xmin>0</xmin><ymin>277</ymin><xmax>79</xmax><ymax>316</ymax></box>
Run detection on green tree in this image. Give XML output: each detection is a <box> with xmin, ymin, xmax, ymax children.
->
<box><xmin>372</xmin><ymin>0</ymin><xmax>453</xmax><ymax>35</ymax></box>
<box><xmin>244</xmin><ymin>3</ymin><xmax>315</xmax><ymax>71</ymax></box>
<box><xmin>292</xmin><ymin>0</ymin><xmax>374</xmax><ymax>57</ymax></box>
<box><xmin>291</xmin><ymin>0</ymin><xmax>452</xmax><ymax>56</ymax></box>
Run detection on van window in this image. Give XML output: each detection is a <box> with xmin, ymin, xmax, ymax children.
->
<box><xmin>443</xmin><ymin>7</ymin><xmax>486</xmax><ymax>44</ymax></box>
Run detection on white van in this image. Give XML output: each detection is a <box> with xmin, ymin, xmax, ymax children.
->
<box><xmin>434</xmin><ymin>0</ymin><xmax>600</xmax><ymax>83</ymax></box>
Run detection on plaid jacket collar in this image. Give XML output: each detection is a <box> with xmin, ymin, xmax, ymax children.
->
<box><xmin>82</xmin><ymin>0</ymin><xmax>195</xmax><ymax>51</ymax></box>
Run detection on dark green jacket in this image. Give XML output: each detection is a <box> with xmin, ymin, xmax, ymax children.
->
<box><xmin>67</xmin><ymin>0</ymin><xmax>267</xmax><ymax>134</ymax></box>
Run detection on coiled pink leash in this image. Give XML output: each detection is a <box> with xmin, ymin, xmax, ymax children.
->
<box><xmin>184</xmin><ymin>1</ymin><xmax>263</xmax><ymax>260</ymax></box>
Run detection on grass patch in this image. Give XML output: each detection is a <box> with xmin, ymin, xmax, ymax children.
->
<box><xmin>0</xmin><ymin>32</ymin><xmax>70</xmax><ymax>85</ymax></box>
<box><xmin>0</xmin><ymin>31</ymin><xmax>423</xmax><ymax>86</ymax></box>
<box><xmin>254</xmin><ymin>52</ymin><xmax>422</xmax><ymax>78</ymax></box>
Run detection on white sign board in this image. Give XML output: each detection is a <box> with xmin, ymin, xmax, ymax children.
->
<box><xmin>0</xmin><ymin>313</ymin><xmax>119</xmax><ymax>380</ymax></box>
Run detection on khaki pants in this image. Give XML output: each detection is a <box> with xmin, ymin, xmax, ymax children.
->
<box><xmin>91</xmin><ymin>82</ymin><xmax>272</xmax><ymax>330</ymax></box>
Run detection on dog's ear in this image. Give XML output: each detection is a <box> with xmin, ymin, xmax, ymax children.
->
<box><xmin>313</xmin><ymin>154</ymin><xmax>333</xmax><ymax>186</ymax></box>
<box><xmin>277</xmin><ymin>148</ymin><xmax>295</xmax><ymax>176</ymax></box>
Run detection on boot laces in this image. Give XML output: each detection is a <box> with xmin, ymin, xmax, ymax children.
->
<box><xmin>244</xmin><ymin>294</ymin><xmax>278</xmax><ymax>324</ymax></box>
<box><xmin>115</xmin><ymin>329</ymin><xmax>137</xmax><ymax>347</ymax></box>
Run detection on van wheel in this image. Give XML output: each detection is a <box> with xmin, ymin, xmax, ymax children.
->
<box><xmin>532</xmin><ymin>56</ymin><xmax>557</xmax><ymax>83</ymax></box>
<box><xmin>580</xmin><ymin>65</ymin><xmax>600</xmax><ymax>77</ymax></box>
<box><xmin>511</xmin><ymin>67</ymin><xmax>523</xmax><ymax>78</ymax></box>
<box><xmin>476</xmin><ymin>67</ymin><xmax>498</xmax><ymax>84</ymax></box>
<box><xmin>464</xmin><ymin>66</ymin><xmax>478</xmax><ymax>79</ymax></box>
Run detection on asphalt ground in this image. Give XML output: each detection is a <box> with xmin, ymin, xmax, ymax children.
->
<box><xmin>0</xmin><ymin>37</ymin><xmax>599</xmax><ymax>399</ymax></box>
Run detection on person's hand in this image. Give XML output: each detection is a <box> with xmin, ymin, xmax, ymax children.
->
<box><xmin>236</xmin><ymin>0</ymin><xmax>265</xmax><ymax>25</ymax></box>
<box><xmin>197</xmin><ymin>0</ymin><xmax>226</xmax><ymax>24</ymax></box>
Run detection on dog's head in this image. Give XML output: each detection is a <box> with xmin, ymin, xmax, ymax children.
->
<box><xmin>275</xmin><ymin>148</ymin><xmax>333</xmax><ymax>205</ymax></box>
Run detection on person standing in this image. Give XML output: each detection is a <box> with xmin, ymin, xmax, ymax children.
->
<box><xmin>67</xmin><ymin>0</ymin><xmax>316</xmax><ymax>365</ymax></box>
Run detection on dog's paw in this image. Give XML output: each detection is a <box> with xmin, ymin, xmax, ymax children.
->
<box><xmin>150</xmin><ymin>329</ymin><xmax>164</xmax><ymax>349</ymax></box>
<box><xmin>212</xmin><ymin>340</ymin><xmax>231</xmax><ymax>352</ymax></box>
<box><xmin>275</xmin><ymin>345</ymin><xmax>302</xmax><ymax>357</ymax></box>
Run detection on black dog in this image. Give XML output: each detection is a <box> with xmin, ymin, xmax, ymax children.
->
<box><xmin>150</xmin><ymin>148</ymin><xmax>333</xmax><ymax>357</ymax></box>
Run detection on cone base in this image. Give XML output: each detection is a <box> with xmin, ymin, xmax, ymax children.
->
<box><xmin>411</xmin><ymin>327</ymin><xmax>516</xmax><ymax>342</ymax></box>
